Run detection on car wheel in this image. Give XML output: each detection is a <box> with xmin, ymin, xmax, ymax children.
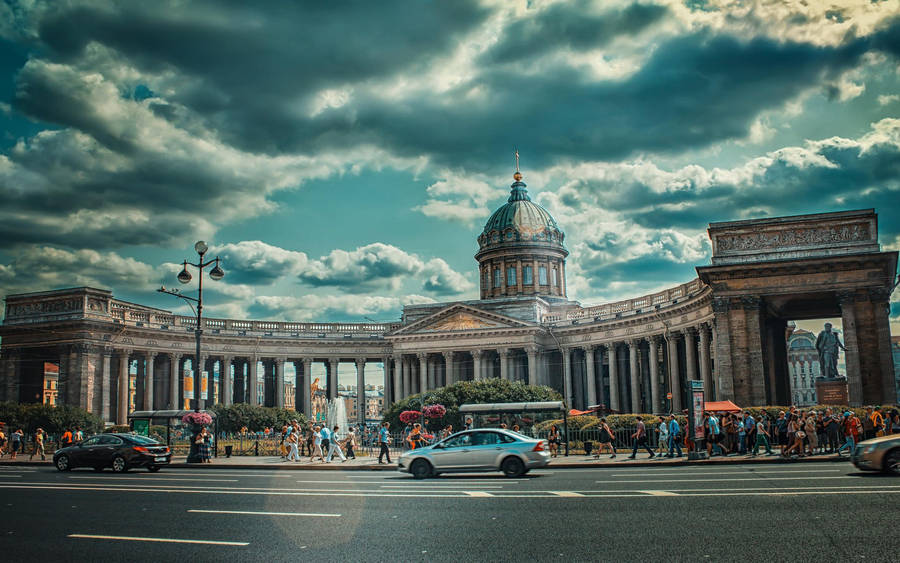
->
<box><xmin>410</xmin><ymin>459</ymin><xmax>432</xmax><ymax>480</ymax></box>
<box><xmin>501</xmin><ymin>456</ymin><xmax>525</xmax><ymax>478</ymax></box>
<box><xmin>148</xmin><ymin>465</ymin><xmax>161</xmax><ymax>473</ymax></box>
<box><xmin>883</xmin><ymin>449</ymin><xmax>900</xmax><ymax>476</ymax></box>
<box><xmin>55</xmin><ymin>455</ymin><xmax>71</xmax><ymax>472</ymax></box>
<box><xmin>111</xmin><ymin>456</ymin><xmax>128</xmax><ymax>473</ymax></box>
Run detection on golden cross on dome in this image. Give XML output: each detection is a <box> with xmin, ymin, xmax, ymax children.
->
<box><xmin>514</xmin><ymin>148</ymin><xmax>520</xmax><ymax>173</ymax></box>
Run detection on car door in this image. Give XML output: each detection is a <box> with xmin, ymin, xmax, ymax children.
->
<box><xmin>466</xmin><ymin>431</ymin><xmax>505</xmax><ymax>469</ymax></box>
<box><xmin>429</xmin><ymin>432</ymin><xmax>475</xmax><ymax>470</ymax></box>
<box><xmin>70</xmin><ymin>436</ymin><xmax>102</xmax><ymax>466</ymax></box>
<box><xmin>95</xmin><ymin>435</ymin><xmax>124</xmax><ymax>466</ymax></box>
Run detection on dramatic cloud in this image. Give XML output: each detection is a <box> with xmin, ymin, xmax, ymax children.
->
<box><xmin>251</xmin><ymin>294</ymin><xmax>435</xmax><ymax>323</ymax></box>
<box><xmin>213</xmin><ymin>241</ymin><xmax>309</xmax><ymax>286</ymax></box>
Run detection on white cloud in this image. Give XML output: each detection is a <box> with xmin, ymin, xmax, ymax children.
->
<box><xmin>253</xmin><ymin>293</ymin><xmax>435</xmax><ymax>321</ymax></box>
<box><xmin>415</xmin><ymin>172</ymin><xmax>506</xmax><ymax>226</ymax></box>
<box><xmin>878</xmin><ymin>94</ymin><xmax>900</xmax><ymax>106</ymax></box>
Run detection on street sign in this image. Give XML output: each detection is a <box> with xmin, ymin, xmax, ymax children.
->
<box><xmin>666</xmin><ymin>392</ymin><xmax>672</xmax><ymax>399</ymax></box>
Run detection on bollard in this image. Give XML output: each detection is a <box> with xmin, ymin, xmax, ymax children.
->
<box><xmin>225</xmin><ymin>445</ymin><xmax>233</xmax><ymax>458</ymax></box>
<box><xmin>255</xmin><ymin>440</ymin><xmax>259</xmax><ymax>456</ymax></box>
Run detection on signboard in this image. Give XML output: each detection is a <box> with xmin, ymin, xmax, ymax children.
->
<box><xmin>133</xmin><ymin>419</ymin><xmax>149</xmax><ymax>437</ymax></box>
<box><xmin>689</xmin><ymin>380</ymin><xmax>704</xmax><ymax>441</ymax></box>
<box><xmin>666</xmin><ymin>392</ymin><xmax>672</xmax><ymax>400</ymax></box>
<box><xmin>816</xmin><ymin>380</ymin><xmax>849</xmax><ymax>404</ymax></box>
<box><xmin>183</xmin><ymin>369</ymin><xmax>194</xmax><ymax>399</ymax></box>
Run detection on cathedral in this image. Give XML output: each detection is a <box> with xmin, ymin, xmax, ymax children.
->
<box><xmin>1</xmin><ymin>168</ymin><xmax>897</xmax><ymax>424</ymax></box>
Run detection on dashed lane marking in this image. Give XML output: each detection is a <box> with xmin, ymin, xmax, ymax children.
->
<box><xmin>68</xmin><ymin>534</ymin><xmax>248</xmax><ymax>546</ymax></box>
<box><xmin>68</xmin><ymin>476</ymin><xmax>239</xmax><ymax>482</ymax></box>
<box><xmin>550</xmin><ymin>491</ymin><xmax>584</xmax><ymax>497</ymax></box>
<box><xmin>464</xmin><ymin>491</ymin><xmax>494</xmax><ymax>497</ymax></box>
<box><xmin>188</xmin><ymin>509</ymin><xmax>340</xmax><ymax>517</ymax></box>
<box><xmin>599</xmin><ymin>476</ymin><xmax>857</xmax><ymax>483</ymax></box>
<box><xmin>639</xmin><ymin>490</ymin><xmax>680</xmax><ymax>496</ymax></box>
<box><xmin>609</xmin><ymin>469</ymin><xmax>844</xmax><ymax>477</ymax></box>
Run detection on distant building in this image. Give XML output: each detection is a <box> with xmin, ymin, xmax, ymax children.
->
<box><xmin>43</xmin><ymin>362</ymin><xmax>58</xmax><ymax>405</ymax></box>
<box><xmin>787</xmin><ymin>329</ymin><xmax>820</xmax><ymax>406</ymax></box>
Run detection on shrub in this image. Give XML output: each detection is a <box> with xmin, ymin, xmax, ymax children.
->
<box><xmin>0</xmin><ymin>402</ymin><xmax>104</xmax><ymax>434</ymax></box>
<box><xmin>207</xmin><ymin>403</ymin><xmax>307</xmax><ymax>433</ymax></box>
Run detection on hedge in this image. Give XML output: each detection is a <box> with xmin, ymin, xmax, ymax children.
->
<box><xmin>382</xmin><ymin>379</ymin><xmax>562</xmax><ymax>431</ymax></box>
<box><xmin>0</xmin><ymin>402</ymin><xmax>104</xmax><ymax>435</ymax></box>
<box><xmin>207</xmin><ymin>403</ymin><xmax>307</xmax><ymax>433</ymax></box>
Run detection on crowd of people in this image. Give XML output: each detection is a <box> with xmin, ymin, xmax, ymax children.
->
<box><xmin>0</xmin><ymin>425</ymin><xmax>86</xmax><ymax>461</ymax></box>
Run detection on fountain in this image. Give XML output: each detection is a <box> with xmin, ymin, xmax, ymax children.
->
<box><xmin>326</xmin><ymin>398</ymin><xmax>348</xmax><ymax>436</ymax></box>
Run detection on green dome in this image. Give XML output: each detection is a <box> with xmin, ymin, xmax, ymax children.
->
<box><xmin>478</xmin><ymin>179</ymin><xmax>565</xmax><ymax>249</ymax></box>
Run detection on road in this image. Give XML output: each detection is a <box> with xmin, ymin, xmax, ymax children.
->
<box><xmin>1</xmin><ymin>461</ymin><xmax>898</xmax><ymax>562</ymax></box>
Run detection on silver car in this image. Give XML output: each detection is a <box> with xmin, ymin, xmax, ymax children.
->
<box><xmin>397</xmin><ymin>428</ymin><xmax>550</xmax><ymax>479</ymax></box>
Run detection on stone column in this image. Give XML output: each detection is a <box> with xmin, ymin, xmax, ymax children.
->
<box><xmin>527</xmin><ymin>346</ymin><xmax>539</xmax><ymax>386</ymax></box>
<box><xmin>608</xmin><ymin>344</ymin><xmax>620</xmax><ymax>412</ymax></box>
<box><xmin>100</xmin><ymin>350</ymin><xmax>112</xmax><ymax>422</ymax></box>
<box><xmin>648</xmin><ymin>336</ymin><xmax>660</xmax><ymax>413</ymax></box>
<box><xmin>838</xmin><ymin>291</ymin><xmax>862</xmax><ymax>405</ymax></box>
<box><xmin>417</xmin><ymin>353</ymin><xmax>427</xmax><ymax>394</ymax></box>
<box><xmin>382</xmin><ymin>357</ymin><xmax>392</xmax><ymax>405</ymax></box>
<box><xmin>711</xmin><ymin>297</ymin><xmax>734</xmax><ymax>401</ymax></box>
<box><xmin>471</xmin><ymin>350</ymin><xmax>483</xmax><ymax>381</ymax></box>
<box><xmin>532</xmin><ymin>258</ymin><xmax>540</xmax><ymax>293</ymax></box>
<box><xmin>301</xmin><ymin>358</ymin><xmax>312</xmax><ymax>416</ymax></box>
<box><xmin>220</xmin><ymin>357</ymin><xmax>232</xmax><ymax>406</ymax></box>
<box><xmin>391</xmin><ymin>356</ymin><xmax>401</xmax><ymax>402</ymax></box>
<box><xmin>698</xmin><ymin>325</ymin><xmax>712</xmax><ymax>399</ymax></box>
<box><xmin>584</xmin><ymin>346</ymin><xmax>596</xmax><ymax>407</ymax></box>
<box><xmin>515</xmin><ymin>258</ymin><xmax>523</xmax><ymax>294</ymax></box>
<box><xmin>443</xmin><ymin>351</ymin><xmax>455</xmax><ymax>385</ymax></box>
<box><xmin>562</xmin><ymin>347</ymin><xmax>573</xmax><ymax>406</ymax></box>
<box><xmin>274</xmin><ymin>357</ymin><xmax>285</xmax><ymax>408</ymax></box>
<box><xmin>426</xmin><ymin>355</ymin><xmax>436</xmax><ymax>389</ymax></box>
<box><xmin>143</xmin><ymin>352</ymin><xmax>156</xmax><ymax>411</ymax></box>
<box><xmin>499</xmin><ymin>349</ymin><xmax>509</xmax><ymax>381</ymax></box>
<box><xmin>249</xmin><ymin>357</ymin><xmax>259</xmax><ymax>406</ymax></box>
<box><xmin>167</xmin><ymin>354</ymin><xmax>180</xmax><ymax>409</ymax></box>
<box><xmin>628</xmin><ymin>340</ymin><xmax>640</xmax><ymax>414</ymax></box>
<box><xmin>869</xmin><ymin>288</ymin><xmax>896</xmax><ymax>403</ymax></box>
<box><xmin>684</xmin><ymin>327</ymin><xmax>698</xmax><ymax>386</ymax></box>
<box><xmin>740</xmin><ymin>296</ymin><xmax>767</xmax><ymax>405</ymax></box>
<box><xmin>116</xmin><ymin>351</ymin><xmax>130</xmax><ymax>425</ymax></box>
<box><xmin>327</xmin><ymin>358</ymin><xmax>339</xmax><ymax>400</ymax></box>
<box><xmin>667</xmin><ymin>333</ymin><xmax>682</xmax><ymax>412</ymax></box>
<box><xmin>356</xmin><ymin>358</ymin><xmax>366</xmax><ymax>423</ymax></box>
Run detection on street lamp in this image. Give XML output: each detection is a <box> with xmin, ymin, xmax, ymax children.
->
<box><xmin>544</xmin><ymin>322</ymin><xmax>569</xmax><ymax>456</ymax></box>
<box><xmin>158</xmin><ymin>240</ymin><xmax>225</xmax><ymax>412</ymax></box>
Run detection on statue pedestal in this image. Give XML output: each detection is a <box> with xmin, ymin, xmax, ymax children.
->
<box><xmin>815</xmin><ymin>378</ymin><xmax>849</xmax><ymax>405</ymax></box>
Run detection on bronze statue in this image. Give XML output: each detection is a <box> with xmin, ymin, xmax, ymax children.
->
<box><xmin>815</xmin><ymin>322</ymin><xmax>845</xmax><ymax>379</ymax></box>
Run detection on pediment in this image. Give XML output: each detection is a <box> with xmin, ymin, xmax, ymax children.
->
<box><xmin>391</xmin><ymin>304</ymin><xmax>534</xmax><ymax>335</ymax></box>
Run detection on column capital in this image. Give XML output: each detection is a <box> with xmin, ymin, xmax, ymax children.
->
<box><xmin>274</xmin><ymin>356</ymin><xmax>286</xmax><ymax>365</ymax></box>
<box><xmin>442</xmin><ymin>351</ymin><xmax>454</xmax><ymax>360</ymax></box>
<box><xmin>646</xmin><ymin>334</ymin><xmax>661</xmax><ymax>345</ymax></box>
<box><xmin>415</xmin><ymin>352</ymin><xmax>427</xmax><ymax>361</ymax></box>
<box><xmin>740</xmin><ymin>295</ymin><xmax>762</xmax><ymax>310</ymax></box>
<box><xmin>356</xmin><ymin>357</ymin><xmax>366</xmax><ymax>366</ymax></box>
<box><xmin>680</xmin><ymin>326</ymin><xmax>697</xmax><ymax>337</ymax></box>
<box><xmin>626</xmin><ymin>338</ymin><xmax>641</xmax><ymax>348</ymax></box>
<box><xmin>526</xmin><ymin>345</ymin><xmax>540</xmax><ymax>355</ymax></box>
<box><xmin>497</xmin><ymin>347</ymin><xmax>510</xmax><ymax>356</ymax></box>
<box><xmin>470</xmin><ymin>349</ymin><xmax>483</xmax><ymax>360</ymax></box>
<box><xmin>581</xmin><ymin>344</ymin><xmax>595</xmax><ymax>353</ymax></box>
<box><xmin>867</xmin><ymin>287</ymin><xmax>892</xmax><ymax>303</ymax></box>
<box><xmin>712</xmin><ymin>296</ymin><xmax>731</xmax><ymax>313</ymax></box>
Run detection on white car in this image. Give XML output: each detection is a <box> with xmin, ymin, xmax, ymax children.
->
<box><xmin>398</xmin><ymin>428</ymin><xmax>550</xmax><ymax>479</ymax></box>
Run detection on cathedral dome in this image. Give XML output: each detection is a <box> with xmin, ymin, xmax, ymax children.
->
<box><xmin>477</xmin><ymin>174</ymin><xmax>566</xmax><ymax>251</ymax></box>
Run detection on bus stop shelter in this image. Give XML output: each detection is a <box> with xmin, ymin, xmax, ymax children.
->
<box><xmin>458</xmin><ymin>401</ymin><xmax>569</xmax><ymax>455</ymax></box>
<box><xmin>128</xmin><ymin>409</ymin><xmax>219</xmax><ymax>457</ymax></box>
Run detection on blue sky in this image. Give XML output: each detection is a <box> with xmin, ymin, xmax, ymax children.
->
<box><xmin>0</xmin><ymin>1</ymin><xmax>898</xmax><ymax>335</ymax></box>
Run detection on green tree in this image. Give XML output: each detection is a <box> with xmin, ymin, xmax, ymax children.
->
<box><xmin>207</xmin><ymin>403</ymin><xmax>307</xmax><ymax>433</ymax></box>
<box><xmin>382</xmin><ymin>379</ymin><xmax>562</xmax><ymax>430</ymax></box>
<box><xmin>0</xmin><ymin>402</ymin><xmax>104</xmax><ymax>435</ymax></box>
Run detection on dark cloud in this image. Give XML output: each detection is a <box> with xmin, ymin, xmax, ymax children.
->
<box><xmin>481</xmin><ymin>1</ymin><xmax>668</xmax><ymax>64</ymax></box>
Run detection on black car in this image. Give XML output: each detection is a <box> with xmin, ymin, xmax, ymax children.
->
<box><xmin>53</xmin><ymin>433</ymin><xmax>172</xmax><ymax>473</ymax></box>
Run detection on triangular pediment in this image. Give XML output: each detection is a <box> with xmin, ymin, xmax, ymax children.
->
<box><xmin>391</xmin><ymin>304</ymin><xmax>534</xmax><ymax>335</ymax></box>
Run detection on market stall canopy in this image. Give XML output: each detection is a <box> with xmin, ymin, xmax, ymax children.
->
<box><xmin>568</xmin><ymin>408</ymin><xmax>598</xmax><ymax>416</ymax></box>
<box><xmin>703</xmin><ymin>400</ymin><xmax>741</xmax><ymax>413</ymax></box>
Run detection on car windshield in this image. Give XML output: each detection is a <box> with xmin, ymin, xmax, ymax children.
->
<box><xmin>127</xmin><ymin>435</ymin><xmax>161</xmax><ymax>445</ymax></box>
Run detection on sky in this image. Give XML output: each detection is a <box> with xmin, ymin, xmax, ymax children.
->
<box><xmin>0</xmin><ymin>0</ymin><xmax>899</xmax><ymax>338</ymax></box>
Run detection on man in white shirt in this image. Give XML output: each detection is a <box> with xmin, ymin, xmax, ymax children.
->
<box><xmin>325</xmin><ymin>425</ymin><xmax>347</xmax><ymax>462</ymax></box>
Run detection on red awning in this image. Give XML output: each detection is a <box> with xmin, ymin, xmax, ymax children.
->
<box><xmin>703</xmin><ymin>400</ymin><xmax>741</xmax><ymax>413</ymax></box>
<box><xmin>568</xmin><ymin>408</ymin><xmax>598</xmax><ymax>416</ymax></box>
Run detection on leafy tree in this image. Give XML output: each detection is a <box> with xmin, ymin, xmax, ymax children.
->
<box><xmin>382</xmin><ymin>379</ymin><xmax>562</xmax><ymax>430</ymax></box>
<box><xmin>207</xmin><ymin>403</ymin><xmax>307</xmax><ymax>433</ymax></box>
<box><xmin>0</xmin><ymin>402</ymin><xmax>103</xmax><ymax>434</ymax></box>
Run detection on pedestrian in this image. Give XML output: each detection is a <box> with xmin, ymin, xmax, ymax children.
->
<box><xmin>279</xmin><ymin>424</ymin><xmax>289</xmax><ymax>459</ymax></box>
<box><xmin>706</xmin><ymin>412</ymin><xmax>727</xmax><ymax>457</ymax></box>
<box><xmin>890</xmin><ymin>409</ymin><xmax>900</xmax><ymax>435</ymax></box>
<box><xmin>775</xmin><ymin>411</ymin><xmax>788</xmax><ymax>456</ymax></box>
<box><xmin>286</xmin><ymin>426</ymin><xmax>300</xmax><ymax>462</ymax></box>
<box><xmin>326</xmin><ymin>425</ymin><xmax>347</xmax><ymax>462</ymax></box>
<box><xmin>596</xmin><ymin>418</ymin><xmax>616</xmax><ymax>459</ymax></box>
<box><xmin>303</xmin><ymin>422</ymin><xmax>314</xmax><ymax>457</ymax></box>
<box><xmin>10</xmin><ymin>429</ymin><xmax>22</xmax><ymax>460</ymax></box>
<box><xmin>310</xmin><ymin>425</ymin><xmax>325</xmax><ymax>462</ymax></box>
<box><xmin>61</xmin><ymin>428</ymin><xmax>73</xmax><ymax>449</ymax></box>
<box><xmin>407</xmin><ymin>423</ymin><xmax>424</xmax><ymax>450</ymax></box>
<box><xmin>29</xmin><ymin>428</ymin><xmax>46</xmax><ymax>461</ymax></box>
<box><xmin>743</xmin><ymin>411</ymin><xmax>756</xmax><ymax>455</ymax></box>
<box><xmin>464</xmin><ymin>418</ymin><xmax>473</xmax><ymax>431</ymax></box>
<box><xmin>751</xmin><ymin>417</ymin><xmax>773</xmax><ymax>456</ymax></box>
<box><xmin>736</xmin><ymin>416</ymin><xmax>746</xmax><ymax>455</ymax></box>
<box><xmin>378</xmin><ymin>421</ymin><xmax>392</xmax><ymax>464</ymax></box>
<box><xmin>783</xmin><ymin>414</ymin><xmax>804</xmax><ymax>458</ymax></box>
<box><xmin>196</xmin><ymin>427</ymin><xmax>211</xmax><ymax>463</ymax></box>
<box><xmin>320</xmin><ymin>424</ymin><xmax>332</xmax><ymax>454</ymax></box>
<box><xmin>723</xmin><ymin>413</ymin><xmax>736</xmax><ymax>455</ymax></box>
<box><xmin>628</xmin><ymin>416</ymin><xmax>655</xmax><ymax>460</ymax></box>
<box><xmin>823</xmin><ymin>408</ymin><xmax>839</xmax><ymax>452</ymax></box>
<box><xmin>547</xmin><ymin>425</ymin><xmax>560</xmax><ymax>458</ymax></box>
<box><xmin>656</xmin><ymin>415</ymin><xmax>669</xmax><ymax>456</ymax></box>
<box><xmin>666</xmin><ymin>415</ymin><xmax>682</xmax><ymax>458</ymax></box>
<box><xmin>344</xmin><ymin>427</ymin><xmax>357</xmax><ymax>460</ymax></box>
<box><xmin>836</xmin><ymin>412</ymin><xmax>857</xmax><ymax>457</ymax></box>
<box><xmin>0</xmin><ymin>425</ymin><xmax>5</xmax><ymax>457</ymax></box>
<box><xmin>804</xmin><ymin>412</ymin><xmax>818</xmax><ymax>455</ymax></box>
<box><xmin>871</xmin><ymin>407</ymin><xmax>886</xmax><ymax>438</ymax></box>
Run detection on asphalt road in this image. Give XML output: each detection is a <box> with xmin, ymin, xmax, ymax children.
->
<box><xmin>1</xmin><ymin>461</ymin><xmax>898</xmax><ymax>562</ymax></box>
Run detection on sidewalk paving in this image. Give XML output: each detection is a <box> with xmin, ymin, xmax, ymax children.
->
<box><xmin>0</xmin><ymin>451</ymin><xmax>852</xmax><ymax>470</ymax></box>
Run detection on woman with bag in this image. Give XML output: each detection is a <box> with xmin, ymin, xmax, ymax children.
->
<box><xmin>196</xmin><ymin>427</ymin><xmax>211</xmax><ymax>463</ymax></box>
<box><xmin>595</xmin><ymin>418</ymin><xmax>616</xmax><ymax>459</ymax></box>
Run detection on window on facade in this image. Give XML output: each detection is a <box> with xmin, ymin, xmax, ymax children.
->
<box><xmin>551</xmin><ymin>268</ymin><xmax>558</xmax><ymax>286</ymax></box>
<box><xmin>507</xmin><ymin>267</ymin><xmax>517</xmax><ymax>286</ymax></box>
<box><xmin>493</xmin><ymin>268</ymin><xmax>502</xmax><ymax>288</ymax></box>
<box><xmin>539</xmin><ymin>266</ymin><xmax>548</xmax><ymax>285</ymax></box>
<box><xmin>523</xmin><ymin>266</ymin><xmax>533</xmax><ymax>285</ymax></box>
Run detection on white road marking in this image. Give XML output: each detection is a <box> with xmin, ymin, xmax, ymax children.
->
<box><xmin>188</xmin><ymin>509</ymin><xmax>340</xmax><ymax>517</ymax></box>
<box><xmin>551</xmin><ymin>491</ymin><xmax>584</xmax><ymax>497</ymax></box>
<box><xmin>0</xmin><ymin>475</ymin><xmax>22</xmax><ymax>478</ymax></box>
<box><xmin>640</xmin><ymin>490</ymin><xmax>680</xmax><ymax>496</ymax></box>
<box><xmin>68</xmin><ymin>533</ymin><xmax>248</xmax><ymax>546</ymax></box>
<box><xmin>68</xmin><ymin>476</ymin><xmax>238</xmax><ymax>482</ymax></box>
<box><xmin>146</xmin><ymin>472</ymin><xmax>294</xmax><ymax>478</ymax></box>
<box><xmin>464</xmin><ymin>491</ymin><xmax>494</xmax><ymax>497</ymax></box>
<box><xmin>380</xmin><ymin>485</ymin><xmax>503</xmax><ymax>489</ymax></box>
<box><xmin>609</xmin><ymin>469</ymin><xmax>844</xmax><ymax>477</ymax></box>
<box><xmin>599</xmin><ymin>476</ymin><xmax>857</xmax><ymax>484</ymax></box>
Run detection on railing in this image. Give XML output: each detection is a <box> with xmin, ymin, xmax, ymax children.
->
<box><xmin>108</xmin><ymin>299</ymin><xmax>402</xmax><ymax>336</ymax></box>
<box><xmin>543</xmin><ymin>278</ymin><xmax>707</xmax><ymax>323</ymax></box>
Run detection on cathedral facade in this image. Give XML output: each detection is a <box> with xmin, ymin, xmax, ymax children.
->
<box><xmin>1</xmin><ymin>172</ymin><xmax>897</xmax><ymax>424</ymax></box>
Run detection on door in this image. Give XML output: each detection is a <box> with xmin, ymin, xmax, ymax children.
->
<box><xmin>70</xmin><ymin>436</ymin><xmax>102</xmax><ymax>466</ymax></box>
<box><xmin>467</xmin><ymin>431</ymin><xmax>506</xmax><ymax>469</ymax></box>
<box><xmin>94</xmin><ymin>435</ymin><xmax>124</xmax><ymax>466</ymax></box>
<box><xmin>429</xmin><ymin>432</ymin><xmax>476</xmax><ymax>470</ymax></box>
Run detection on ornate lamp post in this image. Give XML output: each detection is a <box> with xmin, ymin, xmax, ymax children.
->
<box><xmin>158</xmin><ymin>241</ymin><xmax>224</xmax><ymax>412</ymax></box>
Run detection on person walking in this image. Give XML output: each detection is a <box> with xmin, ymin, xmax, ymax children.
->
<box><xmin>751</xmin><ymin>417</ymin><xmax>773</xmax><ymax>456</ymax></box>
<box><xmin>344</xmin><ymin>427</ymin><xmax>357</xmax><ymax>460</ymax></box>
<box><xmin>279</xmin><ymin>424</ymin><xmax>289</xmax><ymax>460</ymax></box>
<box><xmin>29</xmin><ymin>428</ymin><xmax>46</xmax><ymax>461</ymax></box>
<box><xmin>596</xmin><ymin>418</ymin><xmax>616</xmax><ymax>458</ymax></box>
<box><xmin>706</xmin><ymin>412</ymin><xmax>727</xmax><ymax>457</ymax></box>
<box><xmin>286</xmin><ymin>425</ymin><xmax>300</xmax><ymax>462</ymax></box>
<box><xmin>656</xmin><ymin>416</ymin><xmax>669</xmax><ymax>456</ymax></box>
<box><xmin>60</xmin><ymin>428</ymin><xmax>73</xmax><ymax>449</ymax></box>
<box><xmin>547</xmin><ymin>425</ymin><xmax>560</xmax><ymax>458</ymax></box>
<box><xmin>628</xmin><ymin>416</ymin><xmax>655</xmax><ymax>460</ymax></box>
<box><xmin>310</xmin><ymin>425</ymin><xmax>325</xmax><ymax>462</ymax></box>
<box><xmin>837</xmin><ymin>412</ymin><xmax>857</xmax><ymax>457</ymax></box>
<box><xmin>326</xmin><ymin>425</ymin><xmax>347</xmax><ymax>463</ymax></box>
<box><xmin>804</xmin><ymin>413</ymin><xmax>819</xmax><ymax>455</ymax></box>
<box><xmin>378</xmin><ymin>422</ymin><xmax>392</xmax><ymax>464</ymax></box>
<box><xmin>196</xmin><ymin>427</ymin><xmax>211</xmax><ymax>463</ymax></box>
<box><xmin>666</xmin><ymin>415</ymin><xmax>683</xmax><ymax>458</ymax></box>
<box><xmin>10</xmin><ymin>429</ymin><xmax>22</xmax><ymax>460</ymax></box>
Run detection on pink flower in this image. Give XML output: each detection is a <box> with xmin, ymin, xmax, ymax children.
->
<box><xmin>423</xmin><ymin>404</ymin><xmax>446</xmax><ymax>419</ymax></box>
<box><xmin>182</xmin><ymin>412</ymin><xmax>213</xmax><ymax>426</ymax></box>
<box><xmin>399</xmin><ymin>410</ymin><xmax>422</xmax><ymax>424</ymax></box>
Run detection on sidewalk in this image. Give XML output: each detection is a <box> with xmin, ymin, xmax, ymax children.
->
<box><xmin>0</xmin><ymin>451</ymin><xmax>852</xmax><ymax>470</ymax></box>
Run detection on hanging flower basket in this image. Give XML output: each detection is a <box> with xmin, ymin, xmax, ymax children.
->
<box><xmin>423</xmin><ymin>404</ymin><xmax>446</xmax><ymax>419</ymax></box>
<box><xmin>399</xmin><ymin>410</ymin><xmax>422</xmax><ymax>424</ymax></box>
<box><xmin>182</xmin><ymin>412</ymin><xmax>213</xmax><ymax>426</ymax></box>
